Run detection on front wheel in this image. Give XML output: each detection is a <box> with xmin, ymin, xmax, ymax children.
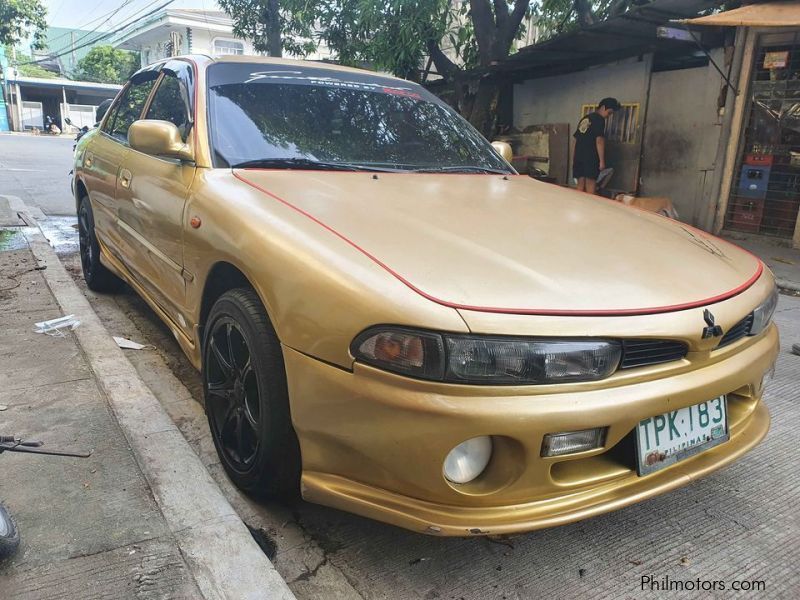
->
<box><xmin>202</xmin><ymin>288</ymin><xmax>301</xmax><ymax>499</ymax></box>
<box><xmin>78</xmin><ymin>196</ymin><xmax>123</xmax><ymax>293</ymax></box>
<box><xmin>0</xmin><ymin>502</ymin><xmax>20</xmax><ymax>560</ymax></box>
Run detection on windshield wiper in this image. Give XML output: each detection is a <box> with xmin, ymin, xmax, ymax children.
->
<box><xmin>410</xmin><ymin>165</ymin><xmax>510</xmax><ymax>175</ymax></box>
<box><xmin>231</xmin><ymin>158</ymin><xmax>397</xmax><ymax>172</ymax></box>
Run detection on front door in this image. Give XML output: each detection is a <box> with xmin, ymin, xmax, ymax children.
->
<box><xmin>115</xmin><ymin>63</ymin><xmax>196</xmax><ymax>335</ymax></box>
<box><xmin>81</xmin><ymin>73</ymin><xmax>159</xmax><ymax>257</ymax></box>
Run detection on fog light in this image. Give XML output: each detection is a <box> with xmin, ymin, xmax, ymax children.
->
<box><xmin>541</xmin><ymin>428</ymin><xmax>607</xmax><ymax>457</ymax></box>
<box><xmin>443</xmin><ymin>436</ymin><xmax>492</xmax><ymax>484</ymax></box>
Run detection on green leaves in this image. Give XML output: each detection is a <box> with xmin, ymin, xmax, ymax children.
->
<box><xmin>218</xmin><ymin>0</ymin><xmax>319</xmax><ymax>57</ymax></box>
<box><xmin>0</xmin><ymin>0</ymin><xmax>48</xmax><ymax>49</ymax></box>
<box><xmin>75</xmin><ymin>45</ymin><xmax>139</xmax><ymax>84</ymax></box>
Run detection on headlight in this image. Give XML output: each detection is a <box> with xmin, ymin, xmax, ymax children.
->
<box><xmin>750</xmin><ymin>284</ymin><xmax>779</xmax><ymax>336</ymax></box>
<box><xmin>352</xmin><ymin>327</ymin><xmax>621</xmax><ymax>385</ymax></box>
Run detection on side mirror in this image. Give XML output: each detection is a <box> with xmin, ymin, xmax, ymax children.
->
<box><xmin>96</xmin><ymin>99</ymin><xmax>113</xmax><ymax>123</ymax></box>
<box><xmin>491</xmin><ymin>141</ymin><xmax>513</xmax><ymax>163</ymax></box>
<box><xmin>128</xmin><ymin>120</ymin><xmax>193</xmax><ymax>162</ymax></box>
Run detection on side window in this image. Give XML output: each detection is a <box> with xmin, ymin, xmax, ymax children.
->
<box><xmin>108</xmin><ymin>79</ymin><xmax>157</xmax><ymax>142</ymax></box>
<box><xmin>145</xmin><ymin>74</ymin><xmax>191</xmax><ymax>141</ymax></box>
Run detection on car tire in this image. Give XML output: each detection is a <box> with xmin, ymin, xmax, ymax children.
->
<box><xmin>0</xmin><ymin>502</ymin><xmax>20</xmax><ymax>560</ymax></box>
<box><xmin>202</xmin><ymin>288</ymin><xmax>301</xmax><ymax>499</ymax></box>
<box><xmin>78</xmin><ymin>196</ymin><xmax>123</xmax><ymax>293</ymax></box>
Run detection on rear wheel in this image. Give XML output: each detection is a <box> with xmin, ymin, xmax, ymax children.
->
<box><xmin>78</xmin><ymin>196</ymin><xmax>122</xmax><ymax>292</ymax></box>
<box><xmin>202</xmin><ymin>288</ymin><xmax>301</xmax><ymax>499</ymax></box>
<box><xmin>0</xmin><ymin>502</ymin><xmax>20</xmax><ymax>560</ymax></box>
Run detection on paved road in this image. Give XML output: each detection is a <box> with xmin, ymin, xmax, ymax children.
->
<box><xmin>0</xmin><ymin>134</ymin><xmax>75</xmax><ymax>216</ymax></box>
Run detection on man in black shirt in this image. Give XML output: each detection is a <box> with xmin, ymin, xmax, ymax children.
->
<box><xmin>572</xmin><ymin>97</ymin><xmax>620</xmax><ymax>194</ymax></box>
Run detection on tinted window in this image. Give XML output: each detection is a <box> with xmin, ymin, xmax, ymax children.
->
<box><xmin>146</xmin><ymin>74</ymin><xmax>191</xmax><ymax>141</ymax></box>
<box><xmin>108</xmin><ymin>79</ymin><xmax>157</xmax><ymax>142</ymax></box>
<box><xmin>206</xmin><ymin>63</ymin><xmax>510</xmax><ymax>173</ymax></box>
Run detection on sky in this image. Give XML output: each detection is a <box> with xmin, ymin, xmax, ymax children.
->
<box><xmin>43</xmin><ymin>0</ymin><xmax>222</xmax><ymax>30</ymax></box>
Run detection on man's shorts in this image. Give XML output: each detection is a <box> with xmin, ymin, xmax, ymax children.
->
<box><xmin>573</xmin><ymin>159</ymin><xmax>600</xmax><ymax>180</ymax></box>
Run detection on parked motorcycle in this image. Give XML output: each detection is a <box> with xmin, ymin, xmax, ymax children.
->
<box><xmin>0</xmin><ymin>435</ymin><xmax>91</xmax><ymax>559</ymax></box>
<box><xmin>43</xmin><ymin>115</ymin><xmax>62</xmax><ymax>135</ymax></box>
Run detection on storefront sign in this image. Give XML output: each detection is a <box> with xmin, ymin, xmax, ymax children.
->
<box><xmin>763</xmin><ymin>51</ymin><xmax>789</xmax><ymax>69</ymax></box>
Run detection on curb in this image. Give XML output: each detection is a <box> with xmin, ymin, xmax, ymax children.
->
<box><xmin>15</xmin><ymin>201</ymin><xmax>295</xmax><ymax>600</ymax></box>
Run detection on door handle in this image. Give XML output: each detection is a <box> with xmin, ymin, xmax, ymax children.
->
<box><xmin>84</xmin><ymin>152</ymin><xmax>93</xmax><ymax>168</ymax></box>
<box><xmin>119</xmin><ymin>168</ymin><xmax>132</xmax><ymax>189</ymax></box>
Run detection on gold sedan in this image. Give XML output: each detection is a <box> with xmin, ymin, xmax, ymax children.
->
<box><xmin>73</xmin><ymin>55</ymin><xmax>779</xmax><ymax>536</ymax></box>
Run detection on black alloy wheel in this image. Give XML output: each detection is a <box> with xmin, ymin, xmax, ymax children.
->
<box><xmin>206</xmin><ymin>317</ymin><xmax>261</xmax><ymax>470</ymax></box>
<box><xmin>203</xmin><ymin>288</ymin><xmax>300</xmax><ymax>498</ymax></box>
<box><xmin>78</xmin><ymin>197</ymin><xmax>122</xmax><ymax>292</ymax></box>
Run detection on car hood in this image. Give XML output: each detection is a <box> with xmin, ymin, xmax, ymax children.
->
<box><xmin>234</xmin><ymin>170</ymin><xmax>762</xmax><ymax>315</ymax></box>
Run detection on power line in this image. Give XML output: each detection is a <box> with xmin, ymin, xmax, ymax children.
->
<box><xmin>17</xmin><ymin>0</ymin><xmax>177</xmax><ymax>67</ymax></box>
<box><xmin>45</xmin><ymin>0</ymin><xmax>139</xmax><ymax>49</ymax></box>
<box><xmin>48</xmin><ymin>0</ymin><xmax>139</xmax><ymax>58</ymax></box>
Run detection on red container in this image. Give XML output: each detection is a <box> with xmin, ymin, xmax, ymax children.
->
<box><xmin>744</xmin><ymin>154</ymin><xmax>774</xmax><ymax>166</ymax></box>
<box><xmin>728</xmin><ymin>196</ymin><xmax>765</xmax><ymax>233</ymax></box>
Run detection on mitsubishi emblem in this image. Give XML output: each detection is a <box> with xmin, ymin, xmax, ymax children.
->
<box><xmin>702</xmin><ymin>309</ymin><xmax>724</xmax><ymax>339</ymax></box>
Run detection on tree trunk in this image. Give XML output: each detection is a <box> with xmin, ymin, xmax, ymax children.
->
<box><xmin>465</xmin><ymin>76</ymin><xmax>501</xmax><ymax>139</ymax></box>
<box><xmin>267</xmin><ymin>0</ymin><xmax>282</xmax><ymax>57</ymax></box>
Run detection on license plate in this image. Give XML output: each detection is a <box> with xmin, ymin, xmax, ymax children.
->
<box><xmin>636</xmin><ymin>396</ymin><xmax>728</xmax><ymax>476</ymax></box>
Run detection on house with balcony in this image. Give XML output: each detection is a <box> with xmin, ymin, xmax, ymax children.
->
<box><xmin>110</xmin><ymin>9</ymin><xmax>256</xmax><ymax>66</ymax></box>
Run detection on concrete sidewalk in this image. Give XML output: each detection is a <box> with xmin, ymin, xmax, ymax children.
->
<box><xmin>0</xmin><ymin>224</ymin><xmax>293</xmax><ymax>598</ymax></box>
<box><xmin>0</xmin><ymin>231</ymin><xmax>200</xmax><ymax>597</ymax></box>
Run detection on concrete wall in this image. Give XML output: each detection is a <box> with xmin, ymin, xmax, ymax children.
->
<box><xmin>640</xmin><ymin>48</ymin><xmax>727</xmax><ymax>226</ymax></box>
<box><xmin>513</xmin><ymin>57</ymin><xmax>651</xmax><ymax>190</ymax></box>
<box><xmin>512</xmin><ymin>51</ymin><xmax>732</xmax><ymax>227</ymax></box>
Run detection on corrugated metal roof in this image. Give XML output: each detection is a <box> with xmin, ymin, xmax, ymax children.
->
<box><xmin>683</xmin><ymin>0</ymin><xmax>800</xmax><ymax>26</ymax></box>
<box><xmin>497</xmin><ymin>0</ymin><xmax>725</xmax><ymax>80</ymax></box>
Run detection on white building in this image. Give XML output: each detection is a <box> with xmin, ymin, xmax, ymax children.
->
<box><xmin>110</xmin><ymin>9</ymin><xmax>254</xmax><ymax>66</ymax></box>
<box><xmin>110</xmin><ymin>8</ymin><xmax>332</xmax><ymax>67</ymax></box>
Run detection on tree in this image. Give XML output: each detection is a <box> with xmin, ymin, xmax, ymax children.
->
<box><xmin>218</xmin><ymin>1</ymin><xmax>646</xmax><ymax>136</ymax></box>
<box><xmin>75</xmin><ymin>45</ymin><xmax>139</xmax><ymax>84</ymax></box>
<box><xmin>0</xmin><ymin>0</ymin><xmax>47</xmax><ymax>50</ymax></box>
<box><xmin>217</xmin><ymin>0</ymin><xmax>318</xmax><ymax>57</ymax></box>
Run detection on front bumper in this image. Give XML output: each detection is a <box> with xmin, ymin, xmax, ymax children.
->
<box><xmin>284</xmin><ymin>324</ymin><xmax>778</xmax><ymax>536</ymax></box>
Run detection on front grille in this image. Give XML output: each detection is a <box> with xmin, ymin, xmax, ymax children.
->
<box><xmin>718</xmin><ymin>313</ymin><xmax>754</xmax><ymax>348</ymax></box>
<box><xmin>620</xmin><ymin>339</ymin><xmax>689</xmax><ymax>369</ymax></box>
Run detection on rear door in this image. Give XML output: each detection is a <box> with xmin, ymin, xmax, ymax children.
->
<box><xmin>115</xmin><ymin>61</ymin><xmax>196</xmax><ymax>331</ymax></box>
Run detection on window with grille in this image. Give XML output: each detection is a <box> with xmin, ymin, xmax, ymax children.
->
<box><xmin>580</xmin><ymin>103</ymin><xmax>640</xmax><ymax>144</ymax></box>
<box><xmin>724</xmin><ymin>31</ymin><xmax>800</xmax><ymax>240</ymax></box>
<box><xmin>213</xmin><ymin>39</ymin><xmax>245</xmax><ymax>55</ymax></box>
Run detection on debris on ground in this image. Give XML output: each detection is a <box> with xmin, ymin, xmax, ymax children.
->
<box><xmin>409</xmin><ymin>557</ymin><xmax>431</xmax><ymax>566</ymax></box>
<box><xmin>792</xmin><ymin>343</ymin><xmax>800</xmax><ymax>356</ymax></box>
<box><xmin>246</xmin><ymin>525</ymin><xmax>278</xmax><ymax>561</ymax></box>
<box><xmin>113</xmin><ymin>336</ymin><xmax>153</xmax><ymax>350</ymax></box>
<box><xmin>34</xmin><ymin>314</ymin><xmax>80</xmax><ymax>336</ymax></box>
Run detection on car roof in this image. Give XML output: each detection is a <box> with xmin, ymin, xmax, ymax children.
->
<box><xmin>190</xmin><ymin>53</ymin><xmax>408</xmax><ymax>83</ymax></box>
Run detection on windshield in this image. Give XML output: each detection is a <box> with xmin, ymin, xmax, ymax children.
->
<box><xmin>206</xmin><ymin>62</ymin><xmax>511</xmax><ymax>173</ymax></box>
